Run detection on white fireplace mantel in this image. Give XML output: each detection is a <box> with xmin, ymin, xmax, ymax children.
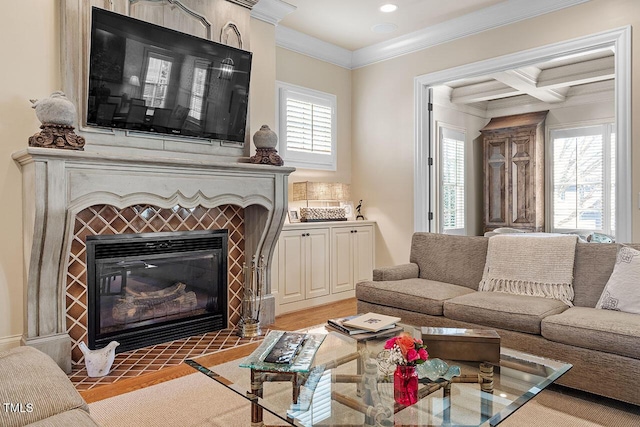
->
<box><xmin>13</xmin><ymin>147</ymin><xmax>294</xmax><ymax>372</ymax></box>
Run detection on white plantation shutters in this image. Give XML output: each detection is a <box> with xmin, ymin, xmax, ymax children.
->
<box><xmin>286</xmin><ymin>98</ymin><xmax>332</xmax><ymax>154</ymax></box>
<box><xmin>550</xmin><ymin>124</ymin><xmax>615</xmax><ymax>235</ymax></box>
<box><xmin>439</xmin><ymin>126</ymin><xmax>465</xmax><ymax>234</ymax></box>
<box><xmin>277</xmin><ymin>82</ymin><xmax>337</xmax><ymax>170</ymax></box>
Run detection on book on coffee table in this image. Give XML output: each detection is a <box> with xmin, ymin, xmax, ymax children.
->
<box><xmin>342</xmin><ymin>312</ymin><xmax>401</xmax><ymax>332</ymax></box>
<box><xmin>327</xmin><ymin>315</ymin><xmax>398</xmax><ymax>335</ymax></box>
<box><xmin>326</xmin><ymin>323</ymin><xmax>404</xmax><ymax>341</ymax></box>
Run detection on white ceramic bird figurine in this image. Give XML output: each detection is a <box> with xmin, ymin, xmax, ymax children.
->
<box><xmin>30</xmin><ymin>91</ymin><xmax>76</xmax><ymax>126</ymax></box>
<box><xmin>79</xmin><ymin>341</ymin><xmax>120</xmax><ymax>377</ymax></box>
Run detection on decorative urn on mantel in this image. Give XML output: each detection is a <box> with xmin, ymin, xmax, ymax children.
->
<box><xmin>28</xmin><ymin>91</ymin><xmax>85</xmax><ymax>150</ymax></box>
<box><xmin>249</xmin><ymin>125</ymin><xmax>284</xmax><ymax>166</ymax></box>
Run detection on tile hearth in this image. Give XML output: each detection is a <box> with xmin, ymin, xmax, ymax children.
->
<box><xmin>68</xmin><ymin>328</ymin><xmax>267</xmax><ymax>391</ymax></box>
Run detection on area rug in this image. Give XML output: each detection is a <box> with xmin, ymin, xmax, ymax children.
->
<box><xmin>89</xmin><ymin>366</ymin><xmax>639</xmax><ymax>426</ymax></box>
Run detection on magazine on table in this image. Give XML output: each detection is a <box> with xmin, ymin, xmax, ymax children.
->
<box><xmin>341</xmin><ymin>312</ymin><xmax>402</xmax><ymax>332</ymax></box>
<box><xmin>263</xmin><ymin>332</ymin><xmax>308</xmax><ymax>364</ymax></box>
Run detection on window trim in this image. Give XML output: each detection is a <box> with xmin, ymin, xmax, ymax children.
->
<box><xmin>276</xmin><ymin>81</ymin><xmax>337</xmax><ymax>171</ymax></box>
<box><xmin>436</xmin><ymin>122</ymin><xmax>466</xmax><ymax>235</ymax></box>
<box><xmin>546</xmin><ymin>119</ymin><xmax>615</xmax><ymax>236</ymax></box>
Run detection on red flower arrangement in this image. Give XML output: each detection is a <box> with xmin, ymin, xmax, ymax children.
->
<box><xmin>383</xmin><ymin>333</ymin><xmax>428</xmax><ymax>366</ymax></box>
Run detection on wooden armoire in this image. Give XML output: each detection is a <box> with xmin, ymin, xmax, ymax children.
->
<box><xmin>479</xmin><ymin>111</ymin><xmax>548</xmax><ymax>233</ymax></box>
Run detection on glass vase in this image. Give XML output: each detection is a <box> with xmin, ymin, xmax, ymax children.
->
<box><xmin>394</xmin><ymin>364</ymin><xmax>418</xmax><ymax>406</ymax></box>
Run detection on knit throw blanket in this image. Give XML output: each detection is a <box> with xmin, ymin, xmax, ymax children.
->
<box><xmin>479</xmin><ymin>234</ymin><xmax>578</xmax><ymax>306</ymax></box>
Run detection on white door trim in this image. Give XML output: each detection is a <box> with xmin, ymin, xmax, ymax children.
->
<box><xmin>413</xmin><ymin>26</ymin><xmax>632</xmax><ymax>242</ymax></box>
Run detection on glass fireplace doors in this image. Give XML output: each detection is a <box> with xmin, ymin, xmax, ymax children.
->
<box><xmin>86</xmin><ymin>230</ymin><xmax>228</xmax><ymax>352</ymax></box>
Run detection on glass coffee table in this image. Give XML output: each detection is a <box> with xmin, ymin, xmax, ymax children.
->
<box><xmin>187</xmin><ymin>325</ymin><xmax>571</xmax><ymax>426</ymax></box>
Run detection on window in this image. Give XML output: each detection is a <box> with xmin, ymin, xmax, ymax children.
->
<box><xmin>438</xmin><ymin>126</ymin><xmax>465</xmax><ymax>234</ymax></box>
<box><xmin>550</xmin><ymin>124</ymin><xmax>615</xmax><ymax>235</ymax></box>
<box><xmin>189</xmin><ymin>61</ymin><xmax>209</xmax><ymax>121</ymax></box>
<box><xmin>277</xmin><ymin>82</ymin><xmax>337</xmax><ymax>170</ymax></box>
<box><xmin>142</xmin><ymin>53</ymin><xmax>173</xmax><ymax>108</ymax></box>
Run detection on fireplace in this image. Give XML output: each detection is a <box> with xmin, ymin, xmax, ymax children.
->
<box><xmin>13</xmin><ymin>148</ymin><xmax>293</xmax><ymax>372</ymax></box>
<box><xmin>86</xmin><ymin>230</ymin><xmax>228</xmax><ymax>353</ymax></box>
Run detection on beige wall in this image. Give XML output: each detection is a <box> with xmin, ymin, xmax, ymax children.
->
<box><xmin>275</xmin><ymin>48</ymin><xmax>352</xmax><ymax>196</ymax></box>
<box><xmin>249</xmin><ymin>18</ymin><xmax>276</xmax><ymax>155</ymax></box>
<box><xmin>0</xmin><ymin>1</ymin><xmax>60</xmax><ymax>350</ymax></box>
<box><xmin>352</xmin><ymin>0</ymin><xmax>640</xmax><ymax>267</ymax></box>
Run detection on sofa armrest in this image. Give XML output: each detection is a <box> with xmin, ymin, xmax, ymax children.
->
<box><xmin>0</xmin><ymin>346</ymin><xmax>93</xmax><ymax>427</ymax></box>
<box><xmin>373</xmin><ymin>263</ymin><xmax>419</xmax><ymax>281</ymax></box>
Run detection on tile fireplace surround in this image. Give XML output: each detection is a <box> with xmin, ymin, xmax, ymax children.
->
<box><xmin>12</xmin><ymin>147</ymin><xmax>293</xmax><ymax>373</ymax></box>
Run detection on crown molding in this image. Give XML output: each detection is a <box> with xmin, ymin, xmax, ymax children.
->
<box><xmin>250</xmin><ymin>0</ymin><xmax>296</xmax><ymax>25</ymax></box>
<box><xmin>275</xmin><ymin>25</ymin><xmax>353</xmax><ymax>69</ymax></box>
<box><xmin>274</xmin><ymin>0</ymin><xmax>591</xmax><ymax>69</ymax></box>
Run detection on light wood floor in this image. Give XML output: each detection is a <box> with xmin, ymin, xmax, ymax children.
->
<box><xmin>80</xmin><ymin>298</ymin><xmax>356</xmax><ymax>403</ymax></box>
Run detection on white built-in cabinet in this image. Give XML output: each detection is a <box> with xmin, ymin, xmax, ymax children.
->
<box><xmin>271</xmin><ymin>221</ymin><xmax>375</xmax><ymax>315</ymax></box>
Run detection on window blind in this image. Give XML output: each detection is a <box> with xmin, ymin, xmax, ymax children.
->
<box><xmin>285</xmin><ymin>98</ymin><xmax>332</xmax><ymax>155</ymax></box>
<box><xmin>440</xmin><ymin>127</ymin><xmax>465</xmax><ymax>233</ymax></box>
<box><xmin>550</xmin><ymin>124</ymin><xmax>614</xmax><ymax>235</ymax></box>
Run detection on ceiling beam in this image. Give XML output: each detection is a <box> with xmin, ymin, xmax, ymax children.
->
<box><xmin>492</xmin><ymin>67</ymin><xmax>568</xmax><ymax>103</ymax></box>
<box><xmin>450</xmin><ymin>80</ymin><xmax>522</xmax><ymax>104</ymax></box>
<box><xmin>537</xmin><ymin>56</ymin><xmax>615</xmax><ymax>88</ymax></box>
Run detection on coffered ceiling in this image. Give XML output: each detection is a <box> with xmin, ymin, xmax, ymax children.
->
<box><xmin>441</xmin><ymin>47</ymin><xmax>615</xmax><ymax>109</ymax></box>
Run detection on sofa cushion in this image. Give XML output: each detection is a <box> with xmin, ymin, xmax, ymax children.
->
<box><xmin>356</xmin><ymin>278</ymin><xmax>475</xmax><ymax>316</ymax></box>
<box><xmin>595</xmin><ymin>246</ymin><xmax>640</xmax><ymax>314</ymax></box>
<box><xmin>572</xmin><ymin>243</ymin><xmax>619</xmax><ymax>307</ymax></box>
<box><xmin>373</xmin><ymin>263</ymin><xmax>419</xmax><ymax>281</ymax></box>
<box><xmin>410</xmin><ymin>233</ymin><xmax>488</xmax><ymax>290</ymax></box>
<box><xmin>541</xmin><ymin>307</ymin><xmax>640</xmax><ymax>359</ymax></box>
<box><xmin>0</xmin><ymin>346</ymin><xmax>91</xmax><ymax>427</ymax></box>
<box><xmin>572</xmin><ymin>242</ymin><xmax>640</xmax><ymax>307</ymax></box>
<box><xmin>444</xmin><ymin>292</ymin><xmax>568</xmax><ymax>334</ymax></box>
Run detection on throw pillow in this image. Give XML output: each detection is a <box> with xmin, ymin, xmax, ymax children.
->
<box><xmin>596</xmin><ymin>246</ymin><xmax>640</xmax><ymax>314</ymax></box>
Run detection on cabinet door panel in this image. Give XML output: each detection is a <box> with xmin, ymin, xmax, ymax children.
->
<box><xmin>306</xmin><ymin>230</ymin><xmax>330</xmax><ymax>298</ymax></box>
<box><xmin>331</xmin><ymin>228</ymin><xmax>353</xmax><ymax>293</ymax></box>
<box><xmin>486</xmin><ymin>137</ymin><xmax>508</xmax><ymax>226</ymax></box>
<box><xmin>511</xmin><ymin>135</ymin><xmax>534</xmax><ymax>225</ymax></box>
<box><xmin>278</xmin><ymin>232</ymin><xmax>305</xmax><ymax>304</ymax></box>
<box><xmin>353</xmin><ymin>226</ymin><xmax>374</xmax><ymax>284</ymax></box>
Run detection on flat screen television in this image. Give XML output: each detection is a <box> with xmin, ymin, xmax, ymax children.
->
<box><xmin>87</xmin><ymin>7</ymin><xmax>252</xmax><ymax>143</ymax></box>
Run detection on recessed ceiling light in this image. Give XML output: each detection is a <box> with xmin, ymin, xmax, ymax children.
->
<box><xmin>371</xmin><ymin>23</ymin><xmax>398</xmax><ymax>34</ymax></box>
<box><xmin>380</xmin><ymin>4</ymin><xmax>398</xmax><ymax>13</ymax></box>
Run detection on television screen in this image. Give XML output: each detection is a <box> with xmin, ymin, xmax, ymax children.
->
<box><xmin>87</xmin><ymin>7</ymin><xmax>252</xmax><ymax>143</ymax></box>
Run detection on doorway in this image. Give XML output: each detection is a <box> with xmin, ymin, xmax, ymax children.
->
<box><xmin>414</xmin><ymin>27</ymin><xmax>631</xmax><ymax>242</ymax></box>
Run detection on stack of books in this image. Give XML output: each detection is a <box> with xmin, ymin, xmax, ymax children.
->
<box><xmin>327</xmin><ymin>312</ymin><xmax>402</xmax><ymax>337</ymax></box>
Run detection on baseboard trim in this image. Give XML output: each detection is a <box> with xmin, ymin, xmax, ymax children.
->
<box><xmin>0</xmin><ymin>335</ymin><xmax>23</xmax><ymax>352</ymax></box>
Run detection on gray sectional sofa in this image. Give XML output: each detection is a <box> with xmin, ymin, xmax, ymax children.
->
<box><xmin>356</xmin><ymin>232</ymin><xmax>640</xmax><ymax>405</ymax></box>
<box><xmin>0</xmin><ymin>346</ymin><xmax>99</xmax><ymax>426</ymax></box>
